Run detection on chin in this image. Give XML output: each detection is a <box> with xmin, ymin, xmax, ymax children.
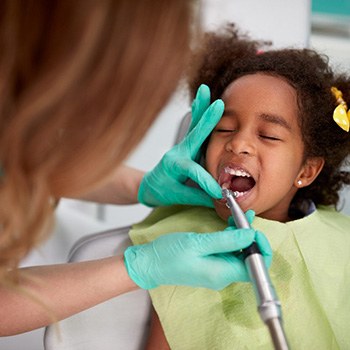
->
<box><xmin>213</xmin><ymin>200</ymin><xmax>231</xmax><ymax>222</ymax></box>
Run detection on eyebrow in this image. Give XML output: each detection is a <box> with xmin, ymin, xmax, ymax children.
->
<box><xmin>223</xmin><ymin>109</ymin><xmax>293</xmax><ymax>131</ymax></box>
<box><xmin>259</xmin><ymin>113</ymin><xmax>292</xmax><ymax>131</ymax></box>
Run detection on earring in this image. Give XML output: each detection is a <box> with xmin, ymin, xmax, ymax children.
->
<box><xmin>297</xmin><ymin>180</ymin><xmax>302</xmax><ymax>186</ymax></box>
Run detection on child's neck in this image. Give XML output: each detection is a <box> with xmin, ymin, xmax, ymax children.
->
<box><xmin>259</xmin><ymin>207</ymin><xmax>293</xmax><ymax>223</ymax></box>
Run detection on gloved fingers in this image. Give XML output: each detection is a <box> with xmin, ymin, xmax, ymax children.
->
<box><xmin>254</xmin><ymin>230</ymin><xmax>273</xmax><ymax>268</ymax></box>
<box><xmin>216</xmin><ymin>253</ymin><xmax>250</xmax><ymax>284</ymax></box>
<box><xmin>166</xmin><ymin>183</ymin><xmax>216</xmax><ymax>208</ymax></box>
<box><xmin>195</xmin><ymin>229</ymin><xmax>255</xmax><ymax>255</ymax></box>
<box><xmin>228</xmin><ymin>209</ymin><xmax>255</xmax><ymax>227</ymax></box>
<box><xmin>182</xmin><ymin>99</ymin><xmax>224</xmax><ymax>157</ymax></box>
<box><xmin>173</xmin><ymin>159</ymin><xmax>222</xmax><ymax>199</ymax></box>
<box><xmin>189</xmin><ymin>84</ymin><xmax>211</xmax><ymax>132</ymax></box>
<box><xmin>245</xmin><ymin>209</ymin><xmax>256</xmax><ymax>223</ymax></box>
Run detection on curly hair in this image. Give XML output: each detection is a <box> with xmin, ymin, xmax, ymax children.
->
<box><xmin>188</xmin><ymin>24</ymin><xmax>350</xmax><ymax>211</ymax></box>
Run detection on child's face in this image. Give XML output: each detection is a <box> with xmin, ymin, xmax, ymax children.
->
<box><xmin>206</xmin><ymin>73</ymin><xmax>307</xmax><ymax>222</ymax></box>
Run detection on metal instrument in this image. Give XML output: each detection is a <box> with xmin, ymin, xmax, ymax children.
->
<box><xmin>222</xmin><ymin>188</ymin><xmax>289</xmax><ymax>350</ymax></box>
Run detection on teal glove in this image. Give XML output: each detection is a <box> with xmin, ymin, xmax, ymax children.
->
<box><xmin>124</xmin><ymin>226</ymin><xmax>272</xmax><ymax>290</ymax></box>
<box><xmin>138</xmin><ymin>84</ymin><xmax>224</xmax><ymax>208</ymax></box>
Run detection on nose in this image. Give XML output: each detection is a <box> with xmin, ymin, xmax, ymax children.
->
<box><xmin>225</xmin><ymin>131</ymin><xmax>255</xmax><ymax>156</ymax></box>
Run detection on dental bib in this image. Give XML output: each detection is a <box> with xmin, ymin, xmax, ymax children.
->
<box><xmin>129</xmin><ymin>206</ymin><xmax>350</xmax><ymax>349</ymax></box>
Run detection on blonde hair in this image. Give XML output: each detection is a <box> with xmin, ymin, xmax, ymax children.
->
<box><xmin>0</xmin><ymin>0</ymin><xmax>195</xmax><ymax>282</ymax></box>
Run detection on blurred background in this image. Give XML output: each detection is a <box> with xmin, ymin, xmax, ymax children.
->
<box><xmin>1</xmin><ymin>0</ymin><xmax>349</xmax><ymax>349</ymax></box>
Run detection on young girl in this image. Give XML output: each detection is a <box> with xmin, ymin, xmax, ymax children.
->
<box><xmin>129</xmin><ymin>25</ymin><xmax>350</xmax><ymax>349</ymax></box>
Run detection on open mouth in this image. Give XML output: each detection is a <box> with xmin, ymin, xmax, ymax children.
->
<box><xmin>218</xmin><ymin>166</ymin><xmax>256</xmax><ymax>198</ymax></box>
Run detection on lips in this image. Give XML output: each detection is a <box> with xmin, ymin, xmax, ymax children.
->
<box><xmin>218</xmin><ymin>165</ymin><xmax>256</xmax><ymax>198</ymax></box>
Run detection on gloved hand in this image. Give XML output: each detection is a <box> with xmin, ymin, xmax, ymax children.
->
<box><xmin>124</xmin><ymin>226</ymin><xmax>272</xmax><ymax>290</ymax></box>
<box><xmin>138</xmin><ymin>84</ymin><xmax>224</xmax><ymax>208</ymax></box>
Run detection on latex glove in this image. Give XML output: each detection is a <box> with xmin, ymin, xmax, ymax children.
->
<box><xmin>138</xmin><ymin>84</ymin><xmax>224</xmax><ymax>208</ymax></box>
<box><xmin>124</xmin><ymin>227</ymin><xmax>272</xmax><ymax>290</ymax></box>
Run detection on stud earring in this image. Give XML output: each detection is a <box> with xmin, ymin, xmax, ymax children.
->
<box><xmin>297</xmin><ymin>180</ymin><xmax>302</xmax><ymax>186</ymax></box>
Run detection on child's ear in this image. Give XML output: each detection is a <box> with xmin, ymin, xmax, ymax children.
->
<box><xmin>294</xmin><ymin>157</ymin><xmax>325</xmax><ymax>188</ymax></box>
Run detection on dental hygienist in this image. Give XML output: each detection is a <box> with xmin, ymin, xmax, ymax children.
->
<box><xmin>0</xmin><ymin>0</ymin><xmax>271</xmax><ymax>336</ymax></box>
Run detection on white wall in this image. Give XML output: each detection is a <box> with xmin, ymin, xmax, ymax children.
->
<box><xmin>202</xmin><ymin>0</ymin><xmax>310</xmax><ymax>48</ymax></box>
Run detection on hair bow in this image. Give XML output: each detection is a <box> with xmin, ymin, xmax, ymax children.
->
<box><xmin>331</xmin><ymin>87</ymin><xmax>350</xmax><ymax>132</ymax></box>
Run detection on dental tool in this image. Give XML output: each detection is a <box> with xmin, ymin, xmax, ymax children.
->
<box><xmin>222</xmin><ymin>189</ymin><xmax>289</xmax><ymax>350</ymax></box>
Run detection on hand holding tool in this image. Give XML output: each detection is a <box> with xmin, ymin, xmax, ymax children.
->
<box><xmin>124</xmin><ymin>226</ymin><xmax>260</xmax><ymax>290</ymax></box>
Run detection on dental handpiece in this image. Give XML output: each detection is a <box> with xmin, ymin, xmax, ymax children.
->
<box><xmin>222</xmin><ymin>189</ymin><xmax>289</xmax><ymax>350</ymax></box>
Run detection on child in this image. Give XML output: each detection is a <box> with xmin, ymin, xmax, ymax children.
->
<box><xmin>129</xmin><ymin>25</ymin><xmax>350</xmax><ymax>349</ymax></box>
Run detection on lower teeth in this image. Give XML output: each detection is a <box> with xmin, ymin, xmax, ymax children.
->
<box><xmin>220</xmin><ymin>186</ymin><xmax>247</xmax><ymax>198</ymax></box>
<box><xmin>234</xmin><ymin>191</ymin><xmax>245</xmax><ymax>198</ymax></box>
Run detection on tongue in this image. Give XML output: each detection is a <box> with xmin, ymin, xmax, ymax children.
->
<box><xmin>230</xmin><ymin>176</ymin><xmax>255</xmax><ymax>192</ymax></box>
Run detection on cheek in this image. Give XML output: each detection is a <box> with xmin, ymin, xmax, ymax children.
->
<box><xmin>205</xmin><ymin>139</ymin><xmax>220</xmax><ymax>176</ymax></box>
<box><xmin>274</xmin><ymin>152</ymin><xmax>303</xmax><ymax>180</ymax></box>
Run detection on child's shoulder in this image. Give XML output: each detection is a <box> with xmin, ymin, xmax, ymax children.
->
<box><xmin>132</xmin><ymin>205</ymin><xmax>222</xmax><ymax>233</ymax></box>
<box><xmin>316</xmin><ymin>206</ymin><xmax>350</xmax><ymax>224</ymax></box>
<box><xmin>308</xmin><ymin>206</ymin><xmax>350</xmax><ymax>236</ymax></box>
<box><xmin>136</xmin><ymin>205</ymin><xmax>215</xmax><ymax>226</ymax></box>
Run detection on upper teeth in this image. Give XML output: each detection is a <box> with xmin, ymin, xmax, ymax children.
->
<box><xmin>224</xmin><ymin>167</ymin><xmax>251</xmax><ymax>177</ymax></box>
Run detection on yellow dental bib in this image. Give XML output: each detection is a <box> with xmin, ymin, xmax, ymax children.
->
<box><xmin>129</xmin><ymin>206</ymin><xmax>350</xmax><ymax>349</ymax></box>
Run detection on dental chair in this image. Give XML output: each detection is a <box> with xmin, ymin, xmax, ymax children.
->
<box><xmin>44</xmin><ymin>112</ymin><xmax>192</xmax><ymax>350</ymax></box>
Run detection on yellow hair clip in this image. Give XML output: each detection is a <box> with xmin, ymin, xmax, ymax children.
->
<box><xmin>331</xmin><ymin>87</ymin><xmax>350</xmax><ymax>132</ymax></box>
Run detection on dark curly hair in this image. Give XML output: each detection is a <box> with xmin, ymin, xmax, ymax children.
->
<box><xmin>188</xmin><ymin>24</ymin><xmax>350</xmax><ymax>211</ymax></box>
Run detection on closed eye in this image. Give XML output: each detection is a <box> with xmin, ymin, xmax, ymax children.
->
<box><xmin>215</xmin><ymin>129</ymin><xmax>235</xmax><ymax>133</ymax></box>
<box><xmin>259</xmin><ymin>135</ymin><xmax>281</xmax><ymax>141</ymax></box>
